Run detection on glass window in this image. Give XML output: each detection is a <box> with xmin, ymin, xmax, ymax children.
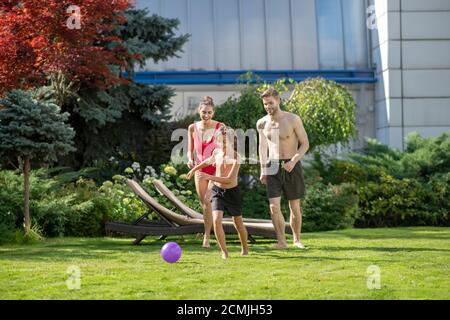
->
<box><xmin>190</xmin><ymin>0</ymin><xmax>215</xmax><ymax>70</ymax></box>
<box><xmin>240</xmin><ymin>0</ymin><xmax>267</xmax><ymax>69</ymax></box>
<box><xmin>342</xmin><ymin>0</ymin><xmax>369</xmax><ymax>68</ymax></box>
<box><xmin>163</xmin><ymin>0</ymin><xmax>190</xmax><ymax>70</ymax></box>
<box><xmin>139</xmin><ymin>0</ymin><xmax>369</xmax><ymax>72</ymax></box>
<box><xmin>265</xmin><ymin>0</ymin><xmax>293</xmax><ymax>70</ymax></box>
<box><xmin>291</xmin><ymin>0</ymin><xmax>319</xmax><ymax>69</ymax></box>
<box><xmin>316</xmin><ymin>0</ymin><xmax>345</xmax><ymax>69</ymax></box>
<box><xmin>214</xmin><ymin>0</ymin><xmax>240</xmax><ymax>70</ymax></box>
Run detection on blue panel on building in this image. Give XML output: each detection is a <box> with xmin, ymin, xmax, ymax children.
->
<box><xmin>131</xmin><ymin>69</ymin><xmax>377</xmax><ymax>85</ymax></box>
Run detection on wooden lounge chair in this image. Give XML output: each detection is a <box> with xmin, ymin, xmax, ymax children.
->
<box><xmin>105</xmin><ymin>179</ymin><xmax>291</xmax><ymax>245</ymax></box>
<box><xmin>106</xmin><ymin>179</ymin><xmax>207</xmax><ymax>244</ymax></box>
<box><xmin>152</xmin><ymin>179</ymin><xmax>290</xmax><ymax>226</ymax></box>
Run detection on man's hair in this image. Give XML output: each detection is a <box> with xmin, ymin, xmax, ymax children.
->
<box><xmin>260</xmin><ymin>88</ymin><xmax>280</xmax><ymax>99</ymax></box>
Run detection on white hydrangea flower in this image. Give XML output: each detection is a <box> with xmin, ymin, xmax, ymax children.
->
<box><xmin>145</xmin><ymin>165</ymin><xmax>157</xmax><ymax>177</ymax></box>
<box><xmin>131</xmin><ymin>162</ymin><xmax>141</xmax><ymax>172</ymax></box>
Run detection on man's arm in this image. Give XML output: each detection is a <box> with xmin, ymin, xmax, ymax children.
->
<box><xmin>290</xmin><ymin>115</ymin><xmax>309</xmax><ymax>164</ymax></box>
<box><xmin>257</xmin><ymin>118</ymin><xmax>269</xmax><ymax>175</ymax></box>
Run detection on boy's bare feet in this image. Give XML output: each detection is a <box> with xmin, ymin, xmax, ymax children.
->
<box><xmin>203</xmin><ymin>237</ymin><xmax>210</xmax><ymax>248</ymax></box>
<box><xmin>293</xmin><ymin>241</ymin><xmax>306</xmax><ymax>249</ymax></box>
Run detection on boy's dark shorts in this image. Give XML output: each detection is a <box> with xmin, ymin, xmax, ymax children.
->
<box><xmin>266</xmin><ymin>159</ymin><xmax>306</xmax><ymax>200</ymax></box>
<box><xmin>211</xmin><ymin>184</ymin><xmax>242</xmax><ymax>216</ymax></box>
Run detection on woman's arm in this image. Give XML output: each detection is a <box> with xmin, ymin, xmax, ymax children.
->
<box><xmin>187</xmin><ymin>124</ymin><xmax>195</xmax><ymax>169</ymax></box>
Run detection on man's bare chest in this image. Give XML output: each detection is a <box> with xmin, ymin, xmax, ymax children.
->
<box><xmin>263</xmin><ymin>121</ymin><xmax>294</xmax><ymax>141</ymax></box>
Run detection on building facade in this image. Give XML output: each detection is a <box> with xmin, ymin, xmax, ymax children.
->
<box><xmin>134</xmin><ymin>0</ymin><xmax>450</xmax><ymax>150</ymax></box>
<box><xmin>370</xmin><ymin>0</ymin><xmax>450</xmax><ymax>149</ymax></box>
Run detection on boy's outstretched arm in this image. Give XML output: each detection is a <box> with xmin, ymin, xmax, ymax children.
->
<box><xmin>186</xmin><ymin>153</ymin><xmax>216</xmax><ymax>179</ymax></box>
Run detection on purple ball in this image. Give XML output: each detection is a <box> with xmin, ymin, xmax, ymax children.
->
<box><xmin>161</xmin><ymin>242</ymin><xmax>182</xmax><ymax>263</ymax></box>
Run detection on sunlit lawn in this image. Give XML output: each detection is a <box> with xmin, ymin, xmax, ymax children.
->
<box><xmin>1</xmin><ymin>227</ymin><xmax>449</xmax><ymax>300</ymax></box>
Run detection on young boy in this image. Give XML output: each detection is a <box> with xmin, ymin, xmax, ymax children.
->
<box><xmin>186</xmin><ymin>126</ymin><xmax>248</xmax><ymax>259</ymax></box>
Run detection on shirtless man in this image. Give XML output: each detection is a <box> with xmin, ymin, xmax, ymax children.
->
<box><xmin>257</xmin><ymin>88</ymin><xmax>309</xmax><ymax>249</ymax></box>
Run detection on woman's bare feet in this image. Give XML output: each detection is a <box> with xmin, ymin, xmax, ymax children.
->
<box><xmin>241</xmin><ymin>248</ymin><xmax>249</xmax><ymax>256</ymax></box>
<box><xmin>221</xmin><ymin>251</ymin><xmax>228</xmax><ymax>259</ymax></box>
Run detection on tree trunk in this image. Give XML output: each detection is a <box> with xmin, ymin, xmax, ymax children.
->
<box><xmin>23</xmin><ymin>156</ymin><xmax>31</xmax><ymax>233</ymax></box>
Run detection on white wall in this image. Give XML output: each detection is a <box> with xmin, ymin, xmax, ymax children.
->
<box><xmin>371</xmin><ymin>0</ymin><xmax>450</xmax><ymax>149</ymax></box>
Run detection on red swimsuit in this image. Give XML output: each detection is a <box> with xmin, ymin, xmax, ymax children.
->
<box><xmin>193</xmin><ymin>121</ymin><xmax>221</xmax><ymax>175</ymax></box>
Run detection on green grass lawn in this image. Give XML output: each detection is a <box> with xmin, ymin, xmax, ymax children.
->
<box><xmin>1</xmin><ymin>227</ymin><xmax>449</xmax><ymax>300</ymax></box>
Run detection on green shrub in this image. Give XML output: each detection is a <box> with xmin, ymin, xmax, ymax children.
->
<box><xmin>240</xmin><ymin>178</ymin><xmax>359</xmax><ymax>232</ymax></box>
<box><xmin>425</xmin><ymin>173</ymin><xmax>450</xmax><ymax>225</ymax></box>
<box><xmin>302</xmin><ymin>183</ymin><xmax>359</xmax><ymax>232</ymax></box>
<box><xmin>241</xmin><ymin>181</ymin><xmax>270</xmax><ymax>220</ymax></box>
<box><xmin>98</xmin><ymin>176</ymin><xmax>148</xmax><ymax>224</ymax></box>
<box><xmin>0</xmin><ymin>170</ymin><xmax>24</xmax><ymax>229</ymax></box>
<box><xmin>0</xmin><ymin>223</ymin><xmax>15</xmax><ymax>245</ymax></box>
<box><xmin>0</xmin><ymin>169</ymin><xmax>144</xmax><ymax>238</ymax></box>
<box><xmin>282</xmin><ymin>77</ymin><xmax>358</xmax><ymax>151</ymax></box>
<box><xmin>213</xmin><ymin>83</ymin><xmax>265</xmax><ymax>132</ymax></box>
<box><xmin>356</xmin><ymin>173</ymin><xmax>448</xmax><ymax>227</ymax></box>
<box><xmin>307</xmin><ymin>152</ymin><xmax>368</xmax><ymax>185</ymax></box>
<box><xmin>14</xmin><ymin>224</ymin><xmax>45</xmax><ymax>245</ymax></box>
<box><xmin>350</xmin><ymin>133</ymin><xmax>450</xmax><ymax>180</ymax></box>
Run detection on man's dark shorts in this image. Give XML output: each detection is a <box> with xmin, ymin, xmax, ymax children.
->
<box><xmin>266</xmin><ymin>159</ymin><xmax>306</xmax><ymax>200</ymax></box>
<box><xmin>211</xmin><ymin>184</ymin><xmax>243</xmax><ymax>216</ymax></box>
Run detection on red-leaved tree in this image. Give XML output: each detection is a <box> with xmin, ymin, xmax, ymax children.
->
<box><xmin>0</xmin><ymin>0</ymin><xmax>137</xmax><ymax>96</ymax></box>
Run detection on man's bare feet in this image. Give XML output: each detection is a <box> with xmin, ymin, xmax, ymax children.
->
<box><xmin>241</xmin><ymin>248</ymin><xmax>249</xmax><ymax>256</ymax></box>
<box><xmin>272</xmin><ymin>242</ymin><xmax>288</xmax><ymax>250</ymax></box>
<box><xmin>221</xmin><ymin>251</ymin><xmax>228</xmax><ymax>259</ymax></box>
<box><xmin>293</xmin><ymin>241</ymin><xmax>306</xmax><ymax>249</ymax></box>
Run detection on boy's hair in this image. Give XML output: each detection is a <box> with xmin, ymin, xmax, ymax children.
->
<box><xmin>219</xmin><ymin>126</ymin><xmax>239</xmax><ymax>154</ymax></box>
<box><xmin>260</xmin><ymin>88</ymin><xmax>280</xmax><ymax>99</ymax></box>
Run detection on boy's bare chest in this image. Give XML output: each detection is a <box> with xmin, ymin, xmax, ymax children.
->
<box><xmin>216</xmin><ymin>157</ymin><xmax>233</xmax><ymax>175</ymax></box>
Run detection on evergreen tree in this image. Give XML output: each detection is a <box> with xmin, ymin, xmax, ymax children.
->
<box><xmin>0</xmin><ymin>90</ymin><xmax>75</xmax><ymax>232</ymax></box>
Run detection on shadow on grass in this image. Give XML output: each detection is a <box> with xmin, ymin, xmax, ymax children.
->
<box><xmin>310</xmin><ymin>227</ymin><xmax>450</xmax><ymax>241</ymax></box>
<box><xmin>246</xmin><ymin>254</ymin><xmax>400</xmax><ymax>263</ymax></box>
<box><xmin>317</xmin><ymin>246</ymin><xmax>450</xmax><ymax>253</ymax></box>
<box><xmin>0</xmin><ymin>237</ymin><xmax>213</xmax><ymax>262</ymax></box>
<box><xmin>1</xmin><ymin>227</ymin><xmax>449</xmax><ymax>263</ymax></box>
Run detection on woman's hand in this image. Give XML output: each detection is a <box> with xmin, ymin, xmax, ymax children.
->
<box><xmin>186</xmin><ymin>169</ymin><xmax>195</xmax><ymax>180</ymax></box>
<box><xmin>187</xmin><ymin>159</ymin><xmax>195</xmax><ymax>169</ymax></box>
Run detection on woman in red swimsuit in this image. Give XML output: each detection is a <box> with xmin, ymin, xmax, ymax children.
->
<box><xmin>187</xmin><ymin>96</ymin><xmax>224</xmax><ymax>248</ymax></box>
